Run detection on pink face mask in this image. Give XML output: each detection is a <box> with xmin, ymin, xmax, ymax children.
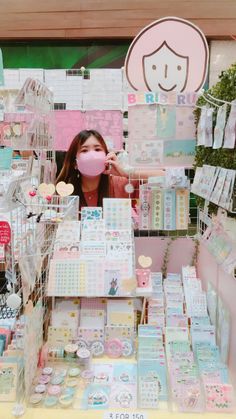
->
<box><xmin>76</xmin><ymin>150</ymin><xmax>106</xmax><ymax>177</ymax></box>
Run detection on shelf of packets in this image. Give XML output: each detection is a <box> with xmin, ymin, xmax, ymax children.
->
<box><xmin>0</xmin><ymin>79</ymin><xmax>54</xmax><ymax>150</ymax></box>
<box><xmin>47</xmin><ymin>199</ymin><xmax>136</xmax><ymax>297</ymax></box>
<box><xmin>139</xmin><ymin>170</ymin><xmax>190</xmax><ymax>230</ymax></box>
<box><xmin>17</xmin><ymin>266</ymin><xmax>234</xmax><ymax>412</ymax></box>
<box><xmin>138</xmin><ymin>266</ymin><xmax>234</xmax><ymax>413</ymax></box>
<box><xmin>192</xmin><ymin>165</ymin><xmax>236</xmax><ymax>212</ymax></box>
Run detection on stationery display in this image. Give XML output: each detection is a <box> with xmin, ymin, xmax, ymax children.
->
<box><xmin>0</xmin><ymin>60</ymin><xmax>235</xmax><ymax>418</ymax></box>
<box><xmin>140</xmin><ymin>186</ymin><xmax>189</xmax><ymax>230</ymax></box>
<box><xmin>192</xmin><ymin>165</ymin><xmax>236</xmax><ymax>211</ymax></box>
<box><xmin>197</xmin><ymin>101</ymin><xmax>236</xmax><ymax>149</ymax></box>
<box><xmin>47</xmin><ymin>202</ymin><xmax>135</xmax><ymax>297</ymax></box>
<box><xmin>141</xmin><ymin>265</ymin><xmax>234</xmax><ymax>412</ymax></box>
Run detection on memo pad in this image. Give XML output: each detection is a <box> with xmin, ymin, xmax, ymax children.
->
<box><xmin>107</xmin><ymin>300</ymin><xmax>134</xmax><ymax>327</ymax></box>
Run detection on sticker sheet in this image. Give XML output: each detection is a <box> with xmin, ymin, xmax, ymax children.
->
<box><xmin>128</xmin><ymin>103</ymin><xmax>196</xmax><ymax>168</ymax></box>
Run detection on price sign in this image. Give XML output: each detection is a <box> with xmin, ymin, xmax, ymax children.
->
<box><xmin>104</xmin><ymin>413</ymin><xmax>147</xmax><ymax>419</ymax></box>
<box><xmin>0</xmin><ymin>221</ymin><xmax>11</xmax><ymax>245</ymax></box>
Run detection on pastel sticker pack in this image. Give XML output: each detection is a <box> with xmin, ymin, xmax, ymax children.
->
<box><xmin>129</xmin><ymin>140</ymin><xmax>164</xmax><ymax>168</ymax></box>
<box><xmin>48</xmin><ymin>202</ymin><xmax>135</xmax><ymax>297</ymax></box>
<box><xmin>204</xmin><ymin>384</ymin><xmax>234</xmax><ymax>412</ymax></box>
<box><xmin>128</xmin><ymin>103</ymin><xmax>196</xmax><ymax>168</ymax></box>
<box><xmin>54</xmin><ymin>110</ymin><xmax>123</xmax><ymax>151</ymax></box>
<box><xmin>163</xmin><ymin>189</ymin><xmax>176</xmax><ymax>230</ymax></box>
<box><xmin>156</xmin><ymin>105</ymin><xmax>176</xmax><ymax>139</ymax></box>
<box><xmin>128</xmin><ymin>104</ymin><xmax>157</xmax><ymax>140</ymax></box>
<box><xmin>139</xmin><ymin>184</ymin><xmax>189</xmax><ymax>231</ymax></box>
<box><xmin>81</xmin><ymin>207</ymin><xmax>103</xmax><ymax>222</ymax></box>
<box><xmin>151</xmin><ymin>188</ymin><xmax>164</xmax><ymax>230</ymax></box>
<box><xmin>103</xmin><ymin>198</ymin><xmax>132</xmax><ymax>230</ymax></box>
<box><xmin>176</xmin><ymin>189</ymin><xmax>189</xmax><ymax>229</ymax></box>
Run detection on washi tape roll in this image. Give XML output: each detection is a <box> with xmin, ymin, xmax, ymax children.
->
<box><xmin>68</xmin><ymin>367</ymin><xmax>80</xmax><ymax>377</ymax></box>
<box><xmin>90</xmin><ymin>340</ymin><xmax>105</xmax><ymax>357</ymax></box>
<box><xmin>76</xmin><ymin>348</ymin><xmax>91</xmax><ymax>368</ymax></box>
<box><xmin>38</xmin><ymin>375</ymin><xmax>51</xmax><ymax>385</ymax></box>
<box><xmin>81</xmin><ymin>369</ymin><xmax>94</xmax><ymax>383</ymax></box>
<box><xmin>50</xmin><ymin>374</ymin><xmax>64</xmax><ymax>385</ymax></box>
<box><xmin>59</xmin><ymin>393</ymin><xmax>73</xmax><ymax>407</ymax></box>
<box><xmin>47</xmin><ymin>385</ymin><xmax>61</xmax><ymax>396</ymax></box>
<box><xmin>29</xmin><ymin>393</ymin><xmax>43</xmax><ymax>405</ymax></box>
<box><xmin>65</xmin><ymin>378</ymin><xmax>78</xmax><ymax>388</ymax></box>
<box><xmin>64</xmin><ymin>343</ymin><xmax>78</xmax><ymax>359</ymax></box>
<box><xmin>42</xmin><ymin>367</ymin><xmax>53</xmax><ymax>375</ymax></box>
<box><xmin>121</xmin><ymin>339</ymin><xmax>133</xmax><ymax>357</ymax></box>
<box><xmin>44</xmin><ymin>395</ymin><xmax>58</xmax><ymax>407</ymax></box>
<box><xmin>35</xmin><ymin>384</ymin><xmax>46</xmax><ymax>394</ymax></box>
<box><xmin>105</xmin><ymin>338</ymin><xmax>123</xmax><ymax>358</ymax></box>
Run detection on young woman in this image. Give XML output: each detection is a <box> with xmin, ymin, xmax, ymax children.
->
<box><xmin>56</xmin><ymin>129</ymin><xmax>163</xmax><ymax>207</ymax></box>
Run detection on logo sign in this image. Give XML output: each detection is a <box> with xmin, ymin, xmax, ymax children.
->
<box><xmin>0</xmin><ymin>221</ymin><xmax>11</xmax><ymax>245</ymax></box>
<box><xmin>125</xmin><ymin>17</ymin><xmax>209</xmax><ymax>93</ymax></box>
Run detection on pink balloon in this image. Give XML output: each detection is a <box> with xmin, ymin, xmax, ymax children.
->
<box><xmin>76</xmin><ymin>151</ymin><xmax>106</xmax><ymax>177</ymax></box>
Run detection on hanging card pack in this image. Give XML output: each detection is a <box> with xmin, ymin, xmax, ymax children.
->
<box><xmin>213</xmin><ymin>104</ymin><xmax>227</xmax><ymax>149</ymax></box>
<box><xmin>223</xmin><ymin>101</ymin><xmax>236</xmax><ymax>149</ymax></box>
<box><xmin>197</xmin><ymin>107</ymin><xmax>207</xmax><ymax>146</ymax></box>
<box><xmin>205</xmin><ymin>107</ymin><xmax>214</xmax><ymax>147</ymax></box>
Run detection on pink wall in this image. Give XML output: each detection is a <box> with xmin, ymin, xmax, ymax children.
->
<box><xmin>135</xmin><ymin>237</ymin><xmax>195</xmax><ymax>273</ymax></box>
<box><xmin>198</xmin><ymin>243</ymin><xmax>236</xmax><ymax>386</ymax></box>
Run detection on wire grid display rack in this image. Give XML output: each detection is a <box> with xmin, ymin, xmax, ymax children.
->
<box><xmin>0</xmin><ymin>194</ymin><xmax>79</xmax><ymax>410</ymax></box>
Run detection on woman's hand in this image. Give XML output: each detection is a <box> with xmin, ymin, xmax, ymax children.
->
<box><xmin>103</xmin><ymin>152</ymin><xmax>129</xmax><ymax>177</ymax></box>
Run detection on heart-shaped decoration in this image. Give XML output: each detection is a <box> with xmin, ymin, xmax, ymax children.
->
<box><xmin>56</xmin><ymin>181</ymin><xmax>74</xmax><ymax>197</ymax></box>
<box><xmin>138</xmin><ymin>255</ymin><xmax>153</xmax><ymax>268</ymax></box>
<box><xmin>38</xmin><ymin>183</ymin><xmax>55</xmax><ymax>198</ymax></box>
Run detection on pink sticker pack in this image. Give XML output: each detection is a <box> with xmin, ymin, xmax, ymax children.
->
<box><xmin>54</xmin><ymin>110</ymin><xmax>84</xmax><ymax>150</ymax></box>
<box><xmin>54</xmin><ymin>110</ymin><xmax>123</xmax><ymax>151</ymax></box>
<box><xmin>84</xmin><ymin>110</ymin><xmax>123</xmax><ymax>150</ymax></box>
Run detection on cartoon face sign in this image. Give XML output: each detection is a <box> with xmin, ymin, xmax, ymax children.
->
<box><xmin>143</xmin><ymin>42</ymin><xmax>189</xmax><ymax>92</ymax></box>
<box><xmin>125</xmin><ymin>17</ymin><xmax>209</xmax><ymax>93</ymax></box>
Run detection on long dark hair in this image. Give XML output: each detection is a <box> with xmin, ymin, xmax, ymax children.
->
<box><xmin>56</xmin><ymin>130</ymin><xmax>110</xmax><ymax>207</ymax></box>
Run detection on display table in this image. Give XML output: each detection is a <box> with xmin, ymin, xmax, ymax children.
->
<box><xmin>2</xmin><ymin>405</ymin><xmax>235</xmax><ymax>419</ymax></box>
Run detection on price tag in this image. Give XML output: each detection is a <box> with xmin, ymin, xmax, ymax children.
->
<box><xmin>104</xmin><ymin>413</ymin><xmax>147</xmax><ymax>419</ymax></box>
